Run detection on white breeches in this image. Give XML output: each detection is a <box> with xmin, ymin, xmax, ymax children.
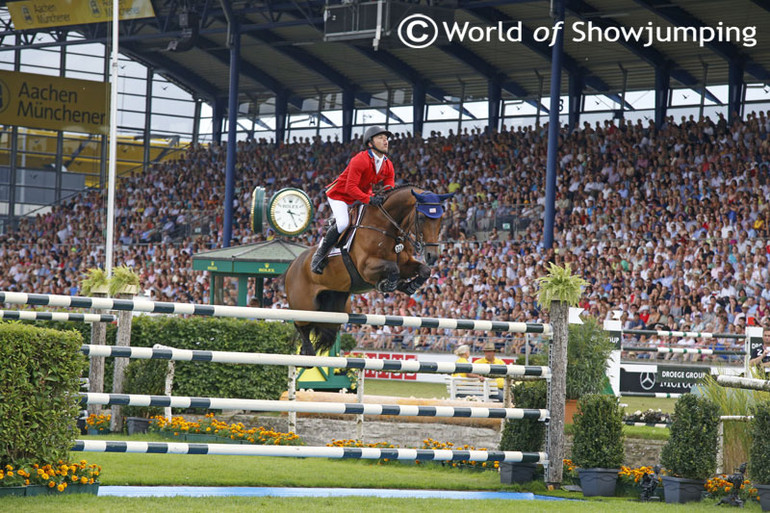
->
<box><xmin>327</xmin><ymin>197</ymin><xmax>351</xmax><ymax>233</ymax></box>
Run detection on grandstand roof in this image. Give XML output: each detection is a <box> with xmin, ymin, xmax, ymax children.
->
<box><xmin>2</xmin><ymin>0</ymin><xmax>769</xmax><ymax>114</ymax></box>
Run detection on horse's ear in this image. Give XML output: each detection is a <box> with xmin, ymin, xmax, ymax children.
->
<box><xmin>438</xmin><ymin>192</ymin><xmax>455</xmax><ymax>202</ymax></box>
<box><xmin>411</xmin><ymin>190</ymin><xmax>427</xmax><ymax>202</ymax></box>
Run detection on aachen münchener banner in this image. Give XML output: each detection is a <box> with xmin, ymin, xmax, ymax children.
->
<box><xmin>0</xmin><ymin>71</ymin><xmax>109</xmax><ymax>135</ymax></box>
<box><xmin>8</xmin><ymin>0</ymin><xmax>155</xmax><ymax>30</ymax></box>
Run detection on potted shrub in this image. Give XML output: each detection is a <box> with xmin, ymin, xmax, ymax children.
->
<box><xmin>571</xmin><ymin>394</ymin><xmax>625</xmax><ymax>496</ymax></box>
<box><xmin>108</xmin><ymin>265</ymin><xmax>140</xmax><ymax>296</ymax></box>
<box><xmin>565</xmin><ymin>317</ymin><xmax>613</xmax><ymax>423</ymax></box>
<box><xmin>80</xmin><ymin>268</ymin><xmax>109</xmax><ymax>296</ymax></box>
<box><xmin>751</xmin><ymin>400</ymin><xmax>770</xmax><ymax>511</ymax></box>
<box><xmin>660</xmin><ymin>394</ymin><xmax>720</xmax><ymax>503</ymax></box>
<box><xmin>499</xmin><ymin>381</ymin><xmax>547</xmax><ymax>484</ymax></box>
<box><xmin>123</xmin><ymin>358</ymin><xmax>169</xmax><ymax>434</ymax></box>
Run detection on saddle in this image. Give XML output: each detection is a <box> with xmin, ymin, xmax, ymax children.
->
<box><xmin>327</xmin><ymin>203</ymin><xmax>372</xmax><ymax>293</ymax></box>
<box><xmin>328</xmin><ymin>204</ymin><xmax>365</xmax><ymax>252</ymax></box>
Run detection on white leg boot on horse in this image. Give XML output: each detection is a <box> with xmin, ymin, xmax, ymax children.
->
<box><xmin>310</xmin><ymin>225</ymin><xmax>340</xmax><ymax>274</ymax></box>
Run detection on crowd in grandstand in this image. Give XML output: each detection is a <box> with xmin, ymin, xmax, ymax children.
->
<box><xmin>4</xmin><ymin>110</ymin><xmax>770</xmax><ymax>361</ymax></box>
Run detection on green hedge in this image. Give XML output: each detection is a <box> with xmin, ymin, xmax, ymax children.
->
<box><xmin>750</xmin><ymin>401</ymin><xmax>770</xmax><ymax>484</ymax></box>
<box><xmin>9</xmin><ymin>315</ymin><xmax>297</xmax><ymax>405</ymax></box>
<box><xmin>660</xmin><ymin>394</ymin><xmax>720</xmax><ymax>480</ymax></box>
<box><xmin>127</xmin><ymin>316</ymin><xmax>295</xmax><ymax>400</ymax></box>
<box><xmin>499</xmin><ymin>381</ymin><xmax>547</xmax><ymax>452</ymax></box>
<box><xmin>571</xmin><ymin>394</ymin><xmax>625</xmax><ymax>469</ymax></box>
<box><xmin>0</xmin><ymin>323</ymin><xmax>87</xmax><ymax>466</ymax></box>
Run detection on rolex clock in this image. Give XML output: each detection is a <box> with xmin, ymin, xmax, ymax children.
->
<box><xmin>250</xmin><ymin>186</ymin><xmax>265</xmax><ymax>233</ymax></box>
<box><xmin>266</xmin><ymin>188</ymin><xmax>314</xmax><ymax>236</ymax></box>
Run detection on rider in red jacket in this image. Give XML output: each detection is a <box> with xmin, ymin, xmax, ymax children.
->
<box><xmin>311</xmin><ymin>126</ymin><xmax>395</xmax><ymax>274</ymax></box>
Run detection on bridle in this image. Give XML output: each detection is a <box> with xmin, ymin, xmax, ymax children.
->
<box><xmin>356</xmin><ymin>199</ymin><xmax>441</xmax><ymax>257</ymax></box>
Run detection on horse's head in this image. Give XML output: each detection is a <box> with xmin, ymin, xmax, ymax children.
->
<box><xmin>411</xmin><ymin>189</ymin><xmax>454</xmax><ymax>265</ymax></box>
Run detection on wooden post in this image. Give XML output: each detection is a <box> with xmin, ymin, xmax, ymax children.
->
<box><xmin>87</xmin><ymin>288</ymin><xmax>108</xmax><ymax>417</ymax></box>
<box><xmin>356</xmin><ymin>369</ymin><xmax>365</xmax><ymax>440</ymax></box>
<box><xmin>110</xmin><ymin>290</ymin><xmax>135</xmax><ymax>433</ymax></box>
<box><xmin>287</xmin><ymin>366</ymin><xmax>297</xmax><ymax>433</ymax></box>
<box><xmin>546</xmin><ymin>300</ymin><xmax>568</xmax><ymax>487</ymax></box>
<box><xmin>160</xmin><ymin>345</ymin><xmax>175</xmax><ymax>421</ymax></box>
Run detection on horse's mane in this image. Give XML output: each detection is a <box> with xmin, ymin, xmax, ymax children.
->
<box><xmin>384</xmin><ymin>183</ymin><xmax>417</xmax><ymax>196</ymax></box>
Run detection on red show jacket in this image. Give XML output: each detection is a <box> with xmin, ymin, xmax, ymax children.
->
<box><xmin>325</xmin><ymin>150</ymin><xmax>395</xmax><ymax>204</ymax></box>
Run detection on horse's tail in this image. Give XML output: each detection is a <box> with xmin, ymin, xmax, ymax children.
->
<box><xmin>311</xmin><ymin>325</ymin><xmax>340</xmax><ymax>354</ymax></box>
<box><xmin>312</xmin><ymin>289</ymin><xmax>350</xmax><ymax>353</ymax></box>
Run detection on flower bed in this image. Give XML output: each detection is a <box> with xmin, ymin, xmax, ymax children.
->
<box><xmin>706</xmin><ymin>474</ymin><xmax>759</xmax><ymax>503</ymax></box>
<box><xmin>622</xmin><ymin>409</ymin><xmax>671</xmax><ymax>425</ymax></box>
<box><xmin>0</xmin><ymin>460</ymin><xmax>101</xmax><ymax>496</ymax></box>
<box><xmin>149</xmin><ymin>413</ymin><xmax>302</xmax><ymax>445</ymax></box>
<box><xmin>326</xmin><ymin>437</ymin><xmax>499</xmax><ymax>471</ymax></box>
<box><xmin>85</xmin><ymin>413</ymin><xmax>111</xmax><ymax>434</ymax></box>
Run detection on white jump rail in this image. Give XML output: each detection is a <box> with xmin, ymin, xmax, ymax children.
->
<box><xmin>0</xmin><ymin>291</ymin><xmax>551</xmax><ymax>335</ymax></box>
<box><xmin>81</xmin><ymin>392</ymin><xmax>550</xmax><ymax>420</ymax></box>
<box><xmin>0</xmin><ymin>310</ymin><xmax>117</xmax><ymax>323</ymax></box>
<box><xmin>716</xmin><ymin>375</ymin><xmax>770</xmax><ymax>392</ymax></box>
<box><xmin>80</xmin><ymin>344</ymin><xmax>552</xmax><ymax>378</ymax></box>
<box><xmin>71</xmin><ymin>440</ymin><xmax>548</xmax><ymax>464</ymax></box>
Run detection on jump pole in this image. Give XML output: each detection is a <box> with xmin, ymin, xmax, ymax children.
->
<box><xmin>71</xmin><ymin>440</ymin><xmax>548</xmax><ymax>464</ymax></box>
<box><xmin>80</xmin><ymin>344</ymin><xmax>551</xmax><ymax>378</ymax></box>
<box><xmin>0</xmin><ymin>291</ymin><xmax>551</xmax><ymax>335</ymax></box>
<box><xmin>80</xmin><ymin>392</ymin><xmax>550</xmax><ymax>420</ymax></box>
<box><xmin>0</xmin><ymin>310</ymin><xmax>116</xmax><ymax>323</ymax></box>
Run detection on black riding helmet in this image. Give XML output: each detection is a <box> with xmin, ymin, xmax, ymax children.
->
<box><xmin>363</xmin><ymin>125</ymin><xmax>393</xmax><ymax>148</ymax></box>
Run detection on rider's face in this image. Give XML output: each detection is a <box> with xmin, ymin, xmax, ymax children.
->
<box><xmin>370</xmin><ymin>134</ymin><xmax>389</xmax><ymax>155</ymax></box>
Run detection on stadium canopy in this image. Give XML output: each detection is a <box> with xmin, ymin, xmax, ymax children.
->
<box><xmin>2</xmin><ymin>0</ymin><xmax>769</xmax><ymax>142</ymax></box>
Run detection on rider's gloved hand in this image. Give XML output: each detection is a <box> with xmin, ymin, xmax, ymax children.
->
<box><xmin>369</xmin><ymin>195</ymin><xmax>385</xmax><ymax>207</ymax></box>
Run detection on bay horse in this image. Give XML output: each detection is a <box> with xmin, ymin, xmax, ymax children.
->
<box><xmin>284</xmin><ymin>185</ymin><xmax>453</xmax><ymax>355</ymax></box>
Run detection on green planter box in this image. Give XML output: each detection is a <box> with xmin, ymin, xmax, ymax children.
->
<box><xmin>0</xmin><ymin>487</ymin><xmax>26</xmax><ymax>497</ymax></box>
<box><xmin>24</xmin><ymin>484</ymin><xmax>58</xmax><ymax>496</ymax></box>
<box><xmin>155</xmin><ymin>432</ymin><xmax>188</xmax><ymax>442</ymax></box>
<box><xmin>185</xmin><ymin>434</ymin><xmax>222</xmax><ymax>443</ymax></box>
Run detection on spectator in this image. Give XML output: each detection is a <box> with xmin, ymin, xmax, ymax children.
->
<box><xmin>473</xmin><ymin>340</ymin><xmax>505</xmax><ymax>402</ymax></box>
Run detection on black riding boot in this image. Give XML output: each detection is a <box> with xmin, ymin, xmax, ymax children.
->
<box><xmin>311</xmin><ymin>226</ymin><xmax>340</xmax><ymax>274</ymax></box>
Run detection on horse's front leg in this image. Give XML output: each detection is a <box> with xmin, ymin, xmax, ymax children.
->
<box><xmin>396</xmin><ymin>258</ymin><xmax>430</xmax><ymax>296</ymax></box>
<box><xmin>360</xmin><ymin>258</ymin><xmax>400</xmax><ymax>293</ymax></box>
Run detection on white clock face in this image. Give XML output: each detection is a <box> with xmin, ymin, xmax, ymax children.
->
<box><xmin>269</xmin><ymin>190</ymin><xmax>312</xmax><ymax>235</ymax></box>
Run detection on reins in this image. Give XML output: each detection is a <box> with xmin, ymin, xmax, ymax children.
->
<box><xmin>351</xmin><ymin>193</ymin><xmax>435</xmax><ymax>256</ymax></box>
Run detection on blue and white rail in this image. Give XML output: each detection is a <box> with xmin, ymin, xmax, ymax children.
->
<box><xmin>80</xmin><ymin>344</ymin><xmax>551</xmax><ymax>378</ymax></box>
<box><xmin>0</xmin><ymin>291</ymin><xmax>551</xmax><ymax>335</ymax></box>
<box><xmin>71</xmin><ymin>440</ymin><xmax>548</xmax><ymax>463</ymax></box>
<box><xmin>80</xmin><ymin>393</ymin><xmax>549</xmax><ymax>420</ymax></box>
<box><xmin>0</xmin><ymin>310</ymin><xmax>116</xmax><ymax>323</ymax></box>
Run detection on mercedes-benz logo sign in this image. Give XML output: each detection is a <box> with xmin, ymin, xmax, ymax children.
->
<box><xmin>397</xmin><ymin>14</ymin><xmax>439</xmax><ymax>49</ymax></box>
<box><xmin>639</xmin><ymin>371</ymin><xmax>656</xmax><ymax>391</ymax></box>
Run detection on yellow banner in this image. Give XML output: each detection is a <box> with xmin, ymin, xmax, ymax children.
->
<box><xmin>8</xmin><ymin>0</ymin><xmax>155</xmax><ymax>30</ymax></box>
<box><xmin>0</xmin><ymin>71</ymin><xmax>109</xmax><ymax>135</ymax></box>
